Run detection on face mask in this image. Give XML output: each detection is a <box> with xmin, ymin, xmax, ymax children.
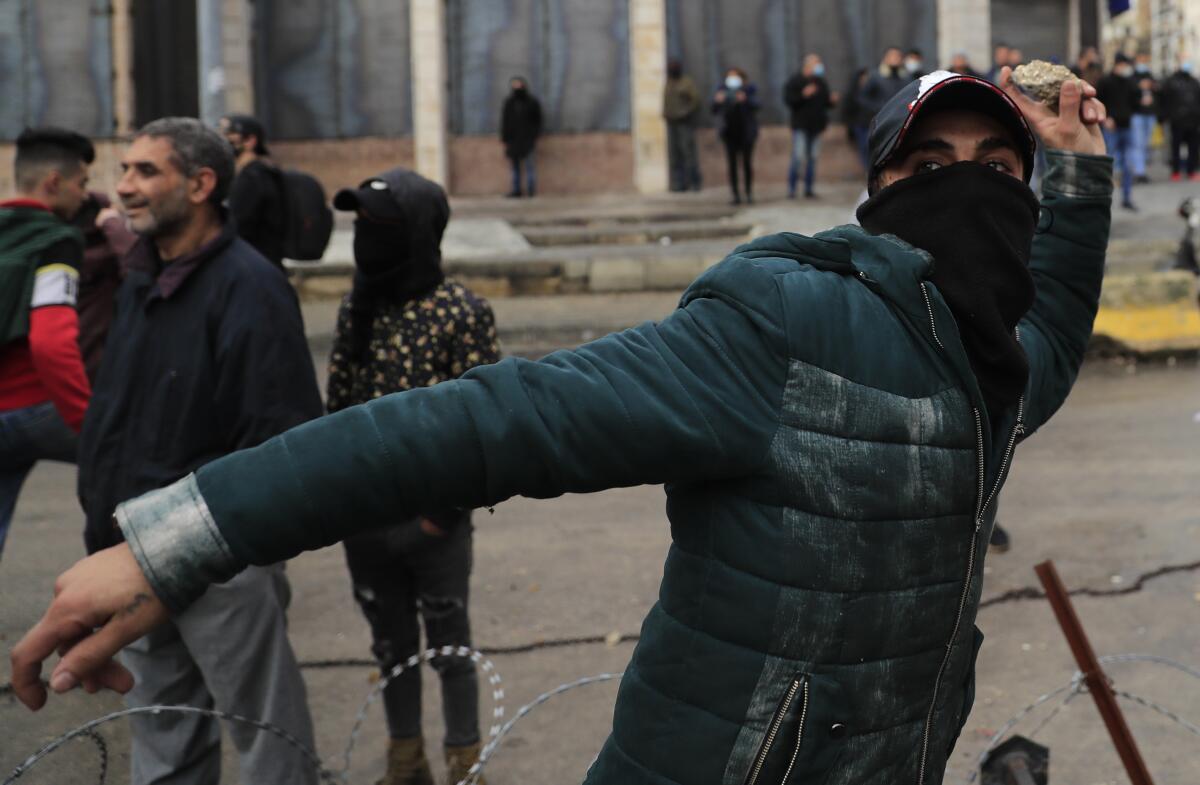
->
<box><xmin>725</xmin><ymin>75</ymin><xmax>743</xmax><ymax>90</ymax></box>
<box><xmin>856</xmin><ymin>162</ymin><xmax>1039</xmax><ymax>415</ymax></box>
<box><xmin>1183</xmin><ymin>62</ymin><xmax>1194</xmax><ymax>73</ymax></box>
<box><xmin>813</xmin><ymin>64</ymin><xmax>825</xmax><ymax>77</ymax></box>
<box><xmin>905</xmin><ymin>59</ymin><xmax>922</xmax><ymax>72</ymax></box>
<box><xmin>1136</xmin><ymin>63</ymin><xmax>1150</xmax><ymax>74</ymax></box>
<box><xmin>1117</xmin><ymin>66</ymin><xmax>1134</xmax><ymax>78</ymax></box>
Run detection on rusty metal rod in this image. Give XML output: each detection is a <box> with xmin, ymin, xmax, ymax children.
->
<box><xmin>1034</xmin><ymin>560</ymin><xmax>1155</xmax><ymax>785</ymax></box>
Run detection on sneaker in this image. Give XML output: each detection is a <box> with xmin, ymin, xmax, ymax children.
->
<box><xmin>1172</xmin><ymin>172</ymin><xmax>1183</xmax><ymax>182</ymax></box>
<box><xmin>505</xmin><ymin>190</ymin><xmax>522</xmax><ymax>199</ymax></box>
<box><xmin>1135</xmin><ymin>174</ymin><xmax>1150</xmax><ymax>184</ymax></box>
<box><xmin>1122</xmin><ymin>200</ymin><xmax>1139</xmax><ymax>211</ymax></box>
<box><xmin>989</xmin><ymin>524</ymin><xmax>1011</xmax><ymax>553</ymax></box>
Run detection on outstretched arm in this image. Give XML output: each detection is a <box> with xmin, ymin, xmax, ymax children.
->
<box><xmin>10</xmin><ymin>259</ymin><xmax>791</xmax><ymax>709</ymax></box>
<box><xmin>997</xmin><ymin>67</ymin><xmax>1113</xmax><ymax>432</ymax></box>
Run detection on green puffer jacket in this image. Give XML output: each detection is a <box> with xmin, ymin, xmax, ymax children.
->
<box><xmin>117</xmin><ymin>151</ymin><xmax>1113</xmax><ymax>785</ymax></box>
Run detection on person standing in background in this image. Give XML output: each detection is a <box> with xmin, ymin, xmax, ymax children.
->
<box><xmin>328</xmin><ymin>168</ymin><xmax>501</xmax><ymax>785</ymax></box>
<box><xmin>1159</xmin><ymin>60</ymin><xmax>1200</xmax><ymax>181</ymax></box>
<box><xmin>0</xmin><ymin>128</ymin><xmax>92</xmax><ymax>562</ymax></box>
<box><xmin>783</xmin><ymin>54</ymin><xmax>837</xmax><ymax>199</ymax></box>
<box><xmin>712</xmin><ymin>67</ymin><xmax>760</xmax><ymax>205</ymax></box>
<box><xmin>500</xmin><ymin>77</ymin><xmax>543</xmax><ymax>198</ymax></box>
<box><xmin>947</xmin><ymin>53</ymin><xmax>980</xmax><ymax>79</ymax></box>
<box><xmin>219</xmin><ymin>114</ymin><xmax>287</xmax><ymax>268</ymax></box>
<box><xmin>1131</xmin><ymin>53</ymin><xmax>1159</xmax><ymax>184</ymax></box>
<box><xmin>77</xmin><ymin>118</ymin><xmax>320</xmax><ymax>785</ymax></box>
<box><xmin>663</xmin><ymin>59</ymin><xmax>703</xmax><ymax>192</ymax></box>
<box><xmin>843</xmin><ymin>67</ymin><xmax>874</xmax><ymax>172</ymax></box>
<box><xmin>986</xmin><ymin>43</ymin><xmax>1010</xmax><ymax>84</ymax></box>
<box><xmin>904</xmin><ymin>48</ymin><xmax>927</xmax><ymax>80</ymax></box>
<box><xmin>1097</xmin><ymin>54</ymin><xmax>1142</xmax><ymax>209</ymax></box>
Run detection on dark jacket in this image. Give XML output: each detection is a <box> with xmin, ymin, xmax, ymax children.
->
<box><xmin>1096</xmin><ymin>72</ymin><xmax>1140</xmax><ymax>128</ymax></box>
<box><xmin>228</xmin><ymin>159</ymin><xmax>287</xmax><ymax>267</ymax></box>
<box><xmin>712</xmin><ymin>83</ymin><xmax>760</xmax><ymax>146</ymax></box>
<box><xmin>501</xmin><ymin>90</ymin><xmax>543</xmax><ymax>160</ymax></box>
<box><xmin>1133</xmin><ymin>73</ymin><xmax>1158</xmax><ymax>116</ymax></box>
<box><xmin>119</xmin><ymin>150</ymin><xmax>1113</xmax><ymax>785</ymax></box>
<box><xmin>857</xmin><ymin>65</ymin><xmax>911</xmax><ymax>119</ymax></box>
<box><xmin>841</xmin><ymin>70</ymin><xmax>875</xmax><ymax>129</ymax></box>
<box><xmin>783</xmin><ymin>73</ymin><xmax>834</xmax><ymax>133</ymax></box>
<box><xmin>78</xmin><ymin>218</ymin><xmax>321</xmax><ymax>553</ymax></box>
<box><xmin>74</xmin><ymin>192</ymin><xmax>137</xmax><ymax>382</ymax></box>
<box><xmin>1159</xmin><ymin>70</ymin><xmax>1200</xmax><ymax>126</ymax></box>
<box><xmin>663</xmin><ymin>75</ymin><xmax>701</xmax><ymax>124</ymax></box>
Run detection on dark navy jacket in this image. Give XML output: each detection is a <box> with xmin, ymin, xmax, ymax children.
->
<box><xmin>79</xmin><ymin>219</ymin><xmax>321</xmax><ymax>553</ymax></box>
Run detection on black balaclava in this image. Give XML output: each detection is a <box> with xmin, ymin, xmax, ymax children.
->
<box><xmin>857</xmin><ymin>161</ymin><xmax>1040</xmax><ymax>418</ymax></box>
<box><xmin>348</xmin><ymin>184</ymin><xmax>448</xmax><ymax>360</ymax></box>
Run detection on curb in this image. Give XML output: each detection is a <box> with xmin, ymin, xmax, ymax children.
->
<box><xmin>1093</xmin><ymin>271</ymin><xmax>1200</xmax><ymax>353</ymax></box>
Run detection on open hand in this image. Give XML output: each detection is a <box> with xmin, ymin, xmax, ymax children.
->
<box><xmin>9</xmin><ymin>543</ymin><xmax>167</xmax><ymax>710</ymax></box>
<box><xmin>999</xmin><ymin>65</ymin><xmax>1106</xmax><ymax>156</ymax></box>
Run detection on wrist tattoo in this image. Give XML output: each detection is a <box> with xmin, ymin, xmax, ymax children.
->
<box><xmin>118</xmin><ymin>592</ymin><xmax>153</xmax><ymax>618</ymax></box>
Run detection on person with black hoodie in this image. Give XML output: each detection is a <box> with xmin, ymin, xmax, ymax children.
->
<box><xmin>328</xmin><ymin>168</ymin><xmax>501</xmax><ymax>785</ymax></box>
<box><xmin>500</xmin><ymin>77</ymin><xmax>543</xmax><ymax>197</ymax></box>
<box><xmin>219</xmin><ymin>114</ymin><xmax>287</xmax><ymax>266</ymax></box>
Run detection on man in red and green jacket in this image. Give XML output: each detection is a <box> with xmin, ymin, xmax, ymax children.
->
<box><xmin>0</xmin><ymin>128</ymin><xmax>94</xmax><ymax>560</ymax></box>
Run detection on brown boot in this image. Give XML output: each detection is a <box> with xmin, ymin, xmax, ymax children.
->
<box><xmin>378</xmin><ymin>736</ymin><xmax>434</xmax><ymax>785</ymax></box>
<box><xmin>444</xmin><ymin>741</ymin><xmax>485</xmax><ymax>785</ymax></box>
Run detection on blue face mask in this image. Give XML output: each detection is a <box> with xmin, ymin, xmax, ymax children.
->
<box><xmin>1184</xmin><ymin>62</ymin><xmax>1195</xmax><ymax>74</ymax></box>
<box><xmin>813</xmin><ymin>64</ymin><xmax>825</xmax><ymax>77</ymax></box>
<box><xmin>725</xmin><ymin>75</ymin><xmax>743</xmax><ymax>90</ymax></box>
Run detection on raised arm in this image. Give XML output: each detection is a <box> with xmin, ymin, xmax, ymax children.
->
<box><xmin>10</xmin><ymin>258</ymin><xmax>791</xmax><ymax>708</ymax></box>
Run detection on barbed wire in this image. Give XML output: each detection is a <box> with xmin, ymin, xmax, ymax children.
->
<box><xmin>5</xmin><ymin>650</ymin><xmax>1197</xmax><ymax>784</ymax></box>
<box><xmin>959</xmin><ymin>653</ymin><xmax>1200</xmax><ymax>784</ymax></box>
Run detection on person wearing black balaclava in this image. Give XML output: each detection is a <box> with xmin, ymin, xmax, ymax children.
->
<box><xmin>327</xmin><ymin>169</ymin><xmax>502</xmax><ymax>785</ymax></box>
<box><xmin>500</xmin><ymin>77</ymin><xmax>543</xmax><ymax>197</ymax></box>
<box><xmin>13</xmin><ymin>66</ymin><xmax>1115</xmax><ymax>785</ymax></box>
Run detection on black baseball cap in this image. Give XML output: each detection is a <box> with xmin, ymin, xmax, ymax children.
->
<box><xmin>333</xmin><ymin>168</ymin><xmax>449</xmax><ymax>228</ymax></box>
<box><xmin>867</xmin><ymin>70</ymin><xmax>1037</xmax><ymax>189</ymax></box>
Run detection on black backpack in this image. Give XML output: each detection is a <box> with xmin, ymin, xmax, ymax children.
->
<box><xmin>271</xmin><ymin>167</ymin><xmax>333</xmax><ymax>261</ymax></box>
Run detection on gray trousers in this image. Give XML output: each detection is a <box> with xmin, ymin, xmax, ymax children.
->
<box><xmin>119</xmin><ymin>564</ymin><xmax>318</xmax><ymax>785</ymax></box>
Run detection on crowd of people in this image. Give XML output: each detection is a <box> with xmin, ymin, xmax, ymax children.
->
<box><xmin>1</xmin><ymin>119</ymin><xmax>497</xmax><ymax>785</ymax></box>
<box><xmin>658</xmin><ymin>42</ymin><xmax>1200</xmax><ymax>210</ymax></box>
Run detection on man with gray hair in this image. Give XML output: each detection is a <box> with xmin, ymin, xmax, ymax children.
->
<box><xmin>75</xmin><ymin>117</ymin><xmax>321</xmax><ymax>785</ymax></box>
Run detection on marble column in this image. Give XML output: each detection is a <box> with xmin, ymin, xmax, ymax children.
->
<box><xmin>630</xmin><ymin>0</ymin><xmax>669</xmax><ymax>194</ymax></box>
<box><xmin>196</xmin><ymin>0</ymin><xmax>255</xmax><ymax>125</ymax></box>
<box><xmin>411</xmin><ymin>0</ymin><xmax>450</xmax><ymax>187</ymax></box>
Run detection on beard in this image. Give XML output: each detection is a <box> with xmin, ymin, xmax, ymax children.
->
<box><xmin>123</xmin><ymin>183</ymin><xmax>191</xmax><ymax>239</ymax></box>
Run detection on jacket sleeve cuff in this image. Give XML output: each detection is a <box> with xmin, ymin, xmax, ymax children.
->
<box><xmin>1042</xmin><ymin>150</ymin><xmax>1114</xmax><ymax>199</ymax></box>
<box><xmin>115</xmin><ymin>474</ymin><xmax>242</xmax><ymax>614</ymax></box>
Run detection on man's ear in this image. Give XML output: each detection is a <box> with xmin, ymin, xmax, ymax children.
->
<box><xmin>189</xmin><ymin>168</ymin><xmax>219</xmax><ymax>205</ymax></box>
<box><xmin>42</xmin><ymin>169</ymin><xmax>62</xmax><ymax>196</ymax></box>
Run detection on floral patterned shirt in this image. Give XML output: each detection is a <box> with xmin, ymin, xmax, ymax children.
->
<box><xmin>326</xmin><ymin>279</ymin><xmax>501</xmax><ymax>413</ymax></box>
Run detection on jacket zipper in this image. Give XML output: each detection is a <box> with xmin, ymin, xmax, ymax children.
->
<box><xmin>778</xmin><ymin>680</ymin><xmax>811</xmax><ymax>785</ymax></box>
<box><xmin>920</xmin><ymin>283</ymin><xmax>945</xmax><ymax>350</ymax></box>
<box><xmin>745</xmin><ymin>675</ymin><xmax>808</xmax><ymax>785</ymax></box>
<box><xmin>913</xmin><ymin>306</ymin><xmax>1026</xmax><ymax>784</ymax></box>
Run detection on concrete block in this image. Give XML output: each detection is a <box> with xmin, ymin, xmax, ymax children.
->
<box><xmin>1094</xmin><ymin>271</ymin><xmax>1200</xmax><ymax>352</ymax></box>
<box><xmin>589</xmin><ymin>258</ymin><xmax>647</xmax><ymax>292</ymax></box>
<box><xmin>645</xmin><ymin>256</ymin><xmax>705</xmax><ymax>289</ymax></box>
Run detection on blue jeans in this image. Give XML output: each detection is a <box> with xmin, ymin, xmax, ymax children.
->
<box><xmin>1103</xmin><ymin>127</ymin><xmax>1136</xmax><ymax>204</ymax></box>
<box><xmin>509</xmin><ymin>154</ymin><xmax>536</xmax><ymax>195</ymax></box>
<box><xmin>0</xmin><ymin>401</ymin><xmax>78</xmax><ymax>558</ymax></box>
<box><xmin>1130</xmin><ymin>114</ymin><xmax>1155</xmax><ymax>176</ymax></box>
<box><xmin>788</xmin><ymin>129</ymin><xmax>823</xmax><ymax>196</ymax></box>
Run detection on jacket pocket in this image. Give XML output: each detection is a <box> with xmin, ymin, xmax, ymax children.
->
<box><xmin>744</xmin><ymin>673</ymin><xmax>810</xmax><ymax>785</ymax></box>
<box><xmin>743</xmin><ymin>671</ymin><xmax>851</xmax><ymax>785</ymax></box>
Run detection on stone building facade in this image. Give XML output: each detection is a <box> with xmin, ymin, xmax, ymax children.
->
<box><xmin>1</xmin><ymin>0</ymin><xmax>1099</xmax><ymax>197</ymax></box>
